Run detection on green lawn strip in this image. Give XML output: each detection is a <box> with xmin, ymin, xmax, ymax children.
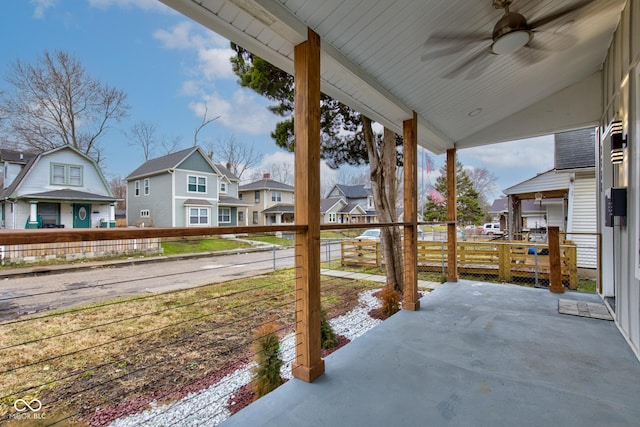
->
<box><xmin>161</xmin><ymin>237</ymin><xmax>252</xmax><ymax>255</ymax></box>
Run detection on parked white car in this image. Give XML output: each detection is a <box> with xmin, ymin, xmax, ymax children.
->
<box><xmin>356</xmin><ymin>229</ymin><xmax>381</xmax><ymax>240</ymax></box>
<box><xmin>481</xmin><ymin>223</ymin><xmax>503</xmax><ymax>235</ymax></box>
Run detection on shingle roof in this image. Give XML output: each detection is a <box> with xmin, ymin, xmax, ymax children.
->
<box><xmin>239</xmin><ymin>178</ymin><xmax>294</xmax><ymax>192</ymax></box>
<box><xmin>340</xmin><ymin>202</ymin><xmax>367</xmax><ymax>214</ymax></box>
<box><xmin>126</xmin><ymin>147</ymin><xmax>198</xmax><ymax>180</ymax></box>
<box><xmin>0</xmin><ymin>157</ymin><xmax>36</xmax><ymax>199</ymax></box>
<box><xmin>262</xmin><ymin>203</ymin><xmax>294</xmax><ymax>213</ymax></box>
<box><xmin>320</xmin><ymin>197</ymin><xmax>344</xmax><ymax>213</ymax></box>
<box><xmin>20</xmin><ymin>189</ymin><xmax>118</xmax><ymax>202</ymax></box>
<box><xmin>219</xmin><ymin>195</ymin><xmax>251</xmax><ymax>206</ymax></box>
<box><xmin>184</xmin><ymin>198</ymin><xmax>213</xmax><ymax>206</ymax></box>
<box><xmin>333</xmin><ymin>184</ymin><xmax>371</xmax><ymax>199</ymax></box>
<box><xmin>0</xmin><ymin>149</ymin><xmax>37</xmax><ymax>164</ymax></box>
<box><xmin>554</xmin><ymin>128</ymin><xmax>596</xmax><ymax>170</ymax></box>
<box><xmin>214</xmin><ymin>163</ymin><xmax>240</xmax><ymax>181</ymax></box>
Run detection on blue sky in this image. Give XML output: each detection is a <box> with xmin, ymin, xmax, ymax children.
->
<box><xmin>1</xmin><ymin>0</ymin><xmax>555</xmax><ymax>198</ymax></box>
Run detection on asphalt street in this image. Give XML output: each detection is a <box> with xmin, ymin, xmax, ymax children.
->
<box><xmin>0</xmin><ymin>242</ymin><xmax>343</xmax><ymax>321</ymax></box>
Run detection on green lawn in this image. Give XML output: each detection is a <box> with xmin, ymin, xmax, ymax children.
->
<box><xmin>161</xmin><ymin>237</ymin><xmax>252</xmax><ymax>255</ymax></box>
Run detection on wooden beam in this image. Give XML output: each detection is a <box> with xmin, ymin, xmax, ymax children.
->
<box><xmin>292</xmin><ymin>28</ymin><xmax>324</xmax><ymax>382</ymax></box>
<box><xmin>548</xmin><ymin>226</ymin><xmax>564</xmax><ymax>293</ymax></box>
<box><xmin>446</xmin><ymin>148</ymin><xmax>458</xmax><ymax>282</ymax></box>
<box><xmin>402</xmin><ymin>112</ymin><xmax>419</xmax><ymax>311</ymax></box>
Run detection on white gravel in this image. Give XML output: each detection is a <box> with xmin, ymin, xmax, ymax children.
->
<box><xmin>109</xmin><ymin>289</ymin><xmax>382</xmax><ymax>427</ymax></box>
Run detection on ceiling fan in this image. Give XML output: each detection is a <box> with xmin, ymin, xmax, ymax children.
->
<box><xmin>421</xmin><ymin>0</ymin><xmax>595</xmax><ymax>79</ymax></box>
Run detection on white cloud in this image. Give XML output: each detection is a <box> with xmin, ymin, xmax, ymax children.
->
<box><xmin>31</xmin><ymin>0</ymin><xmax>55</xmax><ymax>19</ymax></box>
<box><xmin>154</xmin><ymin>21</ymin><xmax>235</xmax><ymax>80</ymax></box>
<box><xmin>88</xmin><ymin>0</ymin><xmax>173</xmax><ymax>13</ymax></box>
<box><xmin>189</xmin><ymin>89</ymin><xmax>278</xmax><ymax>136</ymax></box>
<box><xmin>461</xmin><ymin>135</ymin><xmax>554</xmax><ymax>172</ymax></box>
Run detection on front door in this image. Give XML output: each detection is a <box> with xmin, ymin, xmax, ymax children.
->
<box><xmin>73</xmin><ymin>203</ymin><xmax>91</xmax><ymax>228</ymax></box>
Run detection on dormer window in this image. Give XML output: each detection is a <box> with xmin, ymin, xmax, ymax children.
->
<box><xmin>220</xmin><ymin>181</ymin><xmax>227</xmax><ymax>194</ymax></box>
<box><xmin>367</xmin><ymin>196</ymin><xmax>374</xmax><ymax>209</ymax></box>
<box><xmin>51</xmin><ymin>163</ymin><xmax>83</xmax><ymax>186</ymax></box>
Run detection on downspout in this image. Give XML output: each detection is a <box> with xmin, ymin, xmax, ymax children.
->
<box><xmin>565</xmin><ymin>173</ymin><xmax>575</xmax><ymax>239</ymax></box>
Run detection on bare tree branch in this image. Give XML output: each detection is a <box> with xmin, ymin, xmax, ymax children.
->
<box><xmin>193</xmin><ymin>105</ymin><xmax>220</xmax><ymax>146</ymax></box>
<box><xmin>0</xmin><ymin>50</ymin><xmax>129</xmax><ymax>161</ymax></box>
<box><xmin>129</xmin><ymin>121</ymin><xmax>157</xmax><ymax>161</ymax></box>
<box><xmin>213</xmin><ymin>135</ymin><xmax>262</xmax><ymax>179</ymax></box>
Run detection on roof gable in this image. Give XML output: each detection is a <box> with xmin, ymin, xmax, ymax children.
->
<box><xmin>239</xmin><ymin>178</ymin><xmax>294</xmax><ymax>192</ymax></box>
<box><xmin>126</xmin><ymin>146</ymin><xmax>222</xmax><ymax>180</ymax></box>
<box><xmin>331</xmin><ymin>184</ymin><xmax>371</xmax><ymax>199</ymax></box>
<box><xmin>1</xmin><ymin>145</ymin><xmax>112</xmax><ymax>199</ymax></box>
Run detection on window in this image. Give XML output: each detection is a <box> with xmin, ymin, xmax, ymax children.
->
<box><xmin>140</xmin><ymin>209</ymin><xmax>150</xmax><ymax>218</ymax></box>
<box><xmin>272</xmin><ymin>191</ymin><xmax>282</xmax><ymax>202</ymax></box>
<box><xmin>188</xmin><ymin>176</ymin><xmax>207</xmax><ymax>193</ymax></box>
<box><xmin>51</xmin><ymin>163</ymin><xmax>83</xmax><ymax>186</ymax></box>
<box><xmin>220</xmin><ymin>181</ymin><xmax>227</xmax><ymax>193</ymax></box>
<box><xmin>255</xmin><ymin>191</ymin><xmax>260</xmax><ymax>203</ymax></box>
<box><xmin>367</xmin><ymin>196</ymin><xmax>374</xmax><ymax>209</ymax></box>
<box><xmin>239</xmin><ymin>193</ymin><xmax>243</xmax><ymax>200</ymax></box>
<box><xmin>252</xmin><ymin>211</ymin><xmax>258</xmax><ymax>224</ymax></box>
<box><xmin>328</xmin><ymin>212</ymin><xmax>337</xmax><ymax>223</ymax></box>
<box><xmin>218</xmin><ymin>208</ymin><xmax>231</xmax><ymax>223</ymax></box>
<box><xmin>135</xmin><ymin>181</ymin><xmax>140</xmax><ymax>197</ymax></box>
<box><xmin>238</xmin><ymin>211</ymin><xmax>244</xmax><ymax>222</ymax></box>
<box><xmin>69</xmin><ymin>166</ymin><xmax>82</xmax><ymax>186</ymax></box>
<box><xmin>143</xmin><ymin>178</ymin><xmax>150</xmax><ymax>195</ymax></box>
<box><xmin>189</xmin><ymin>207</ymin><xmax>209</xmax><ymax>225</ymax></box>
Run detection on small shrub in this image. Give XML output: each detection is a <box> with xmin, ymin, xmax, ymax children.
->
<box><xmin>251</xmin><ymin>321</ymin><xmax>284</xmax><ymax>399</ymax></box>
<box><xmin>379</xmin><ymin>285</ymin><xmax>401</xmax><ymax>317</ymax></box>
<box><xmin>320</xmin><ymin>310</ymin><xmax>337</xmax><ymax>349</ymax></box>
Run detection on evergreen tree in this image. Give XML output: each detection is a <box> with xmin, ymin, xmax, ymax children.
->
<box><xmin>424</xmin><ymin>161</ymin><xmax>484</xmax><ymax>224</ymax></box>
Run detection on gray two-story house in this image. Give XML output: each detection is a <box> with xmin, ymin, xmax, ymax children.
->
<box><xmin>126</xmin><ymin>146</ymin><xmax>247</xmax><ymax>227</ymax></box>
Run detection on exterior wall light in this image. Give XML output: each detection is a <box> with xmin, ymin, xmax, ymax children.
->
<box><xmin>610</xmin><ymin>120</ymin><xmax>627</xmax><ymax>165</ymax></box>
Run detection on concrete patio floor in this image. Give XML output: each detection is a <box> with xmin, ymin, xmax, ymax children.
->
<box><xmin>220</xmin><ymin>281</ymin><xmax>640</xmax><ymax>427</ymax></box>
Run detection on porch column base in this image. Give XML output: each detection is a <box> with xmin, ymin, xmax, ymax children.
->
<box><xmin>402</xmin><ymin>300</ymin><xmax>420</xmax><ymax>311</ymax></box>
<box><xmin>292</xmin><ymin>359</ymin><xmax>325</xmax><ymax>383</ymax></box>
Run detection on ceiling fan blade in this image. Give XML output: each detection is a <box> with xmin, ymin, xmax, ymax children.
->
<box><xmin>421</xmin><ymin>44</ymin><xmax>469</xmax><ymax>62</ymax></box>
<box><xmin>530</xmin><ymin>30</ymin><xmax>578</xmax><ymax>52</ymax></box>
<box><xmin>427</xmin><ymin>33</ymin><xmax>491</xmax><ymax>44</ymax></box>
<box><xmin>464</xmin><ymin>53</ymin><xmax>494</xmax><ymax>80</ymax></box>
<box><xmin>515</xmin><ymin>45</ymin><xmax>546</xmax><ymax>66</ymax></box>
<box><xmin>528</xmin><ymin>0</ymin><xmax>596</xmax><ymax>29</ymax></box>
<box><xmin>441</xmin><ymin>47</ymin><xmax>491</xmax><ymax>79</ymax></box>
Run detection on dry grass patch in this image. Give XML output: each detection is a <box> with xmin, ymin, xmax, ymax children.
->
<box><xmin>0</xmin><ymin>268</ymin><xmax>378</xmax><ymax>424</ymax></box>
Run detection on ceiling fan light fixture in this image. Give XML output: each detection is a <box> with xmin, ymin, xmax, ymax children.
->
<box><xmin>491</xmin><ymin>30</ymin><xmax>531</xmax><ymax>54</ymax></box>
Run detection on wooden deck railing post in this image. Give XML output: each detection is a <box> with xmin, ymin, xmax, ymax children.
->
<box><xmin>446</xmin><ymin>148</ymin><xmax>458</xmax><ymax>282</ymax></box>
<box><xmin>292</xmin><ymin>28</ymin><xmax>324</xmax><ymax>382</ymax></box>
<box><xmin>548</xmin><ymin>226</ymin><xmax>564</xmax><ymax>293</ymax></box>
<box><xmin>402</xmin><ymin>112</ymin><xmax>419</xmax><ymax>310</ymax></box>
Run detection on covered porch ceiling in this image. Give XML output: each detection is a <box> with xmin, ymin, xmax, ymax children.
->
<box><xmin>160</xmin><ymin>0</ymin><xmax>625</xmax><ymax>154</ymax></box>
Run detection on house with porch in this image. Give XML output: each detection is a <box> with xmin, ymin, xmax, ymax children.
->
<box><xmin>126</xmin><ymin>146</ymin><xmax>248</xmax><ymax>227</ymax></box>
<box><xmin>238</xmin><ymin>174</ymin><xmax>294</xmax><ymax>225</ymax></box>
<box><xmin>502</xmin><ymin>127</ymin><xmax>597</xmax><ymax>268</ymax></box>
<box><xmin>319</xmin><ymin>196</ymin><xmax>367</xmax><ymax>224</ymax></box>
<box><xmin>0</xmin><ymin>146</ymin><xmax>117</xmax><ymax>229</ymax></box>
<box><xmin>325</xmin><ymin>184</ymin><xmax>376</xmax><ymax>223</ymax></box>
<box><xmin>158</xmin><ymin>0</ymin><xmax>640</xmax><ymax>383</ymax></box>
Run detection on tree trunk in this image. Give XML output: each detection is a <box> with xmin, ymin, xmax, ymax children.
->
<box><xmin>362</xmin><ymin>117</ymin><xmax>404</xmax><ymax>295</ymax></box>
